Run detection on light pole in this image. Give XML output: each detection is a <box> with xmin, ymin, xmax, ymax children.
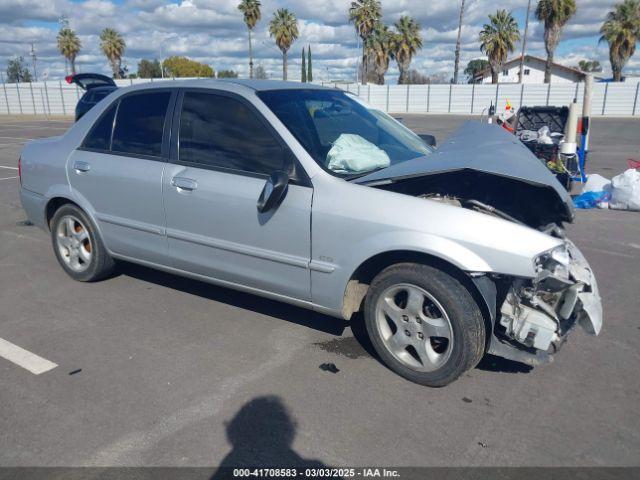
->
<box><xmin>518</xmin><ymin>0</ymin><xmax>532</xmax><ymax>83</ymax></box>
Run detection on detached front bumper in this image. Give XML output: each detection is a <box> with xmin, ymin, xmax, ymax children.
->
<box><xmin>493</xmin><ymin>239</ymin><xmax>602</xmax><ymax>363</ymax></box>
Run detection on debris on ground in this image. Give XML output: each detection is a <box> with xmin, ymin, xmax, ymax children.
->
<box><xmin>610</xmin><ymin>169</ymin><xmax>640</xmax><ymax>211</ymax></box>
<box><xmin>68</xmin><ymin>368</ymin><xmax>82</xmax><ymax>375</ymax></box>
<box><xmin>574</xmin><ymin>174</ymin><xmax>612</xmax><ymax>209</ymax></box>
<box><xmin>319</xmin><ymin>363</ymin><xmax>340</xmax><ymax>374</ymax></box>
<box><xmin>462</xmin><ymin>397</ymin><xmax>473</xmax><ymax>403</ymax></box>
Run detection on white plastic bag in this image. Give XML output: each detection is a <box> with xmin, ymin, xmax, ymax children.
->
<box><xmin>326</xmin><ymin>134</ymin><xmax>390</xmax><ymax>173</ymax></box>
<box><xmin>610</xmin><ymin>169</ymin><xmax>640</xmax><ymax>211</ymax></box>
<box><xmin>537</xmin><ymin>126</ymin><xmax>553</xmax><ymax>145</ymax></box>
<box><xmin>583</xmin><ymin>174</ymin><xmax>611</xmax><ymax>193</ymax></box>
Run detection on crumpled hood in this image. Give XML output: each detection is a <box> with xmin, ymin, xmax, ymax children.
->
<box><xmin>355</xmin><ymin>121</ymin><xmax>574</xmax><ymax>221</ymax></box>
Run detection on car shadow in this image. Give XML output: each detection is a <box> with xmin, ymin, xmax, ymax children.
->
<box><xmin>210</xmin><ymin>395</ymin><xmax>340</xmax><ymax>478</ymax></box>
<box><xmin>475</xmin><ymin>354</ymin><xmax>533</xmax><ymax>374</ymax></box>
<box><xmin>117</xmin><ymin>261</ymin><xmax>348</xmax><ymax>336</ymax></box>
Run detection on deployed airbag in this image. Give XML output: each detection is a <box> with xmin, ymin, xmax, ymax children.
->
<box><xmin>326</xmin><ymin>134</ymin><xmax>390</xmax><ymax>173</ymax></box>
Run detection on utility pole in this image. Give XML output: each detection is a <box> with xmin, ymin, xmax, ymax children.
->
<box><xmin>452</xmin><ymin>0</ymin><xmax>466</xmax><ymax>84</ymax></box>
<box><xmin>30</xmin><ymin>43</ymin><xmax>37</xmax><ymax>82</ymax></box>
<box><xmin>518</xmin><ymin>0</ymin><xmax>532</xmax><ymax>83</ymax></box>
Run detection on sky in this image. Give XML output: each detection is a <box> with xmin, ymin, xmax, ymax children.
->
<box><xmin>0</xmin><ymin>0</ymin><xmax>635</xmax><ymax>83</ymax></box>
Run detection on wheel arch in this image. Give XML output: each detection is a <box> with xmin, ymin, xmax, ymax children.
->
<box><xmin>45</xmin><ymin>196</ymin><xmax>81</xmax><ymax>229</ymax></box>
<box><xmin>342</xmin><ymin>249</ymin><xmax>496</xmax><ymax>345</ymax></box>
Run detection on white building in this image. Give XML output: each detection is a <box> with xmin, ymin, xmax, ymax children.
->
<box><xmin>476</xmin><ymin>55</ymin><xmax>586</xmax><ymax>84</ymax></box>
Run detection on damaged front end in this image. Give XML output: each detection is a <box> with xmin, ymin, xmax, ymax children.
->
<box><xmin>490</xmin><ymin>238</ymin><xmax>602</xmax><ymax>366</ymax></box>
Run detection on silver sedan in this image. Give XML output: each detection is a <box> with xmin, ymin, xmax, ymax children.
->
<box><xmin>19</xmin><ymin>80</ymin><xmax>602</xmax><ymax>386</ymax></box>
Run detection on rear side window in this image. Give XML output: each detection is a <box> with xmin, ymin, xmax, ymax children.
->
<box><xmin>82</xmin><ymin>103</ymin><xmax>116</xmax><ymax>151</ymax></box>
<box><xmin>112</xmin><ymin>92</ymin><xmax>171</xmax><ymax>157</ymax></box>
<box><xmin>92</xmin><ymin>90</ymin><xmax>110</xmax><ymax>102</ymax></box>
<box><xmin>179</xmin><ymin>92</ymin><xmax>285</xmax><ymax>175</ymax></box>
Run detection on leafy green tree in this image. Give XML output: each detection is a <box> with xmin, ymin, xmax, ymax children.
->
<box><xmin>57</xmin><ymin>28</ymin><xmax>81</xmax><ymax>75</ymax></box>
<box><xmin>464</xmin><ymin>58</ymin><xmax>490</xmax><ymax>83</ymax></box>
<box><xmin>349</xmin><ymin>0</ymin><xmax>382</xmax><ymax>84</ymax></box>
<box><xmin>218</xmin><ymin>69</ymin><xmax>239</xmax><ymax>78</ymax></box>
<box><xmin>301</xmin><ymin>48</ymin><xmax>307</xmax><ymax>82</ymax></box>
<box><xmin>600</xmin><ymin>0</ymin><xmax>640</xmax><ymax>81</ymax></box>
<box><xmin>536</xmin><ymin>0</ymin><xmax>577</xmax><ymax>83</ymax></box>
<box><xmin>479</xmin><ymin>10</ymin><xmax>520</xmax><ymax>84</ymax></box>
<box><xmin>392</xmin><ymin>16</ymin><xmax>423</xmax><ymax>85</ymax></box>
<box><xmin>137</xmin><ymin>59</ymin><xmax>162</xmax><ymax>78</ymax></box>
<box><xmin>162</xmin><ymin>56</ymin><xmax>214</xmax><ymax>77</ymax></box>
<box><xmin>269</xmin><ymin>8</ymin><xmax>299</xmax><ymax>81</ymax></box>
<box><xmin>365</xmin><ymin>22</ymin><xmax>393</xmax><ymax>84</ymax></box>
<box><xmin>100</xmin><ymin>28</ymin><xmax>126</xmax><ymax>79</ymax></box>
<box><xmin>6</xmin><ymin>57</ymin><xmax>32</xmax><ymax>83</ymax></box>
<box><xmin>307</xmin><ymin>46</ymin><xmax>313</xmax><ymax>82</ymax></box>
<box><xmin>238</xmin><ymin>0</ymin><xmax>261</xmax><ymax>79</ymax></box>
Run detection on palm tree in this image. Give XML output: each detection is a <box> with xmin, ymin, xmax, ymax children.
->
<box><xmin>349</xmin><ymin>0</ymin><xmax>382</xmax><ymax>85</ymax></box>
<box><xmin>600</xmin><ymin>0</ymin><xmax>640</xmax><ymax>82</ymax></box>
<box><xmin>479</xmin><ymin>10</ymin><xmax>520</xmax><ymax>84</ymax></box>
<box><xmin>100</xmin><ymin>28</ymin><xmax>126</xmax><ymax>79</ymax></box>
<box><xmin>536</xmin><ymin>0</ymin><xmax>577</xmax><ymax>83</ymax></box>
<box><xmin>57</xmin><ymin>28</ymin><xmax>81</xmax><ymax>75</ymax></box>
<box><xmin>392</xmin><ymin>16</ymin><xmax>423</xmax><ymax>85</ymax></box>
<box><xmin>453</xmin><ymin>0</ymin><xmax>466</xmax><ymax>84</ymax></box>
<box><xmin>269</xmin><ymin>8</ymin><xmax>298</xmax><ymax>81</ymax></box>
<box><xmin>365</xmin><ymin>23</ymin><xmax>393</xmax><ymax>84</ymax></box>
<box><xmin>238</xmin><ymin>0</ymin><xmax>261</xmax><ymax>79</ymax></box>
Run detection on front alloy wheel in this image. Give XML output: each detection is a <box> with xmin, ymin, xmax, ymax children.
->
<box><xmin>364</xmin><ymin>263</ymin><xmax>486</xmax><ymax>387</ymax></box>
<box><xmin>375</xmin><ymin>283</ymin><xmax>454</xmax><ymax>372</ymax></box>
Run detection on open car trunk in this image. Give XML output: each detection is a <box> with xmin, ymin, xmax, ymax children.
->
<box><xmin>65</xmin><ymin>73</ymin><xmax>116</xmax><ymax>91</ymax></box>
<box><xmin>355</xmin><ymin>121</ymin><xmax>574</xmax><ymax>230</ymax></box>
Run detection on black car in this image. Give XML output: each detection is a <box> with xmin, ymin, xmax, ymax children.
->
<box><xmin>66</xmin><ymin>73</ymin><xmax>117</xmax><ymax>121</ymax></box>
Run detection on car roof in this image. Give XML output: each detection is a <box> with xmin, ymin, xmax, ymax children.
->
<box><xmin>118</xmin><ymin>78</ymin><xmax>333</xmax><ymax>94</ymax></box>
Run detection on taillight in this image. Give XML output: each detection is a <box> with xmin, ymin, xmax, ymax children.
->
<box><xmin>18</xmin><ymin>156</ymin><xmax>21</xmax><ymax>185</ymax></box>
<box><xmin>65</xmin><ymin>75</ymin><xmax>73</xmax><ymax>84</ymax></box>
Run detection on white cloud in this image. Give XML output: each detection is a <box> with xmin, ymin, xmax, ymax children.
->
<box><xmin>0</xmin><ymin>0</ymin><xmax>634</xmax><ymax>82</ymax></box>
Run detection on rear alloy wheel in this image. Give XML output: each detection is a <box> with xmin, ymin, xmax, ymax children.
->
<box><xmin>364</xmin><ymin>263</ymin><xmax>486</xmax><ymax>387</ymax></box>
<box><xmin>50</xmin><ymin>204</ymin><xmax>115</xmax><ymax>282</ymax></box>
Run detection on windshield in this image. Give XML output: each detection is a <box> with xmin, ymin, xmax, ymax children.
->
<box><xmin>257</xmin><ymin>89</ymin><xmax>433</xmax><ymax>177</ymax></box>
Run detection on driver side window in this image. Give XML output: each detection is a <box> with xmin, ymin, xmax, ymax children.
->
<box><xmin>179</xmin><ymin>91</ymin><xmax>287</xmax><ymax>176</ymax></box>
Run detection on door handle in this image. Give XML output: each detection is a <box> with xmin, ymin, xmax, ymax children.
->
<box><xmin>73</xmin><ymin>161</ymin><xmax>91</xmax><ymax>173</ymax></box>
<box><xmin>171</xmin><ymin>177</ymin><xmax>197</xmax><ymax>192</ymax></box>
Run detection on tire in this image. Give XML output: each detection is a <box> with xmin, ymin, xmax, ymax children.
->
<box><xmin>50</xmin><ymin>204</ymin><xmax>115</xmax><ymax>282</ymax></box>
<box><xmin>364</xmin><ymin>263</ymin><xmax>485</xmax><ymax>387</ymax></box>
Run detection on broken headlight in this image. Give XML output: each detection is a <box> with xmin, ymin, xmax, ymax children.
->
<box><xmin>534</xmin><ymin>244</ymin><xmax>572</xmax><ymax>288</ymax></box>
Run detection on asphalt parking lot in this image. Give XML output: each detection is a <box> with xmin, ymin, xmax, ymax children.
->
<box><xmin>1</xmin><ymin>114</ymin><xmax>639</xmax><ymax>467</ymax></box>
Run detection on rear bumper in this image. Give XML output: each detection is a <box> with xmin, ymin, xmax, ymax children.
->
<box><xmin>20</xmin><ymin>187</ymin><xmax>47</xmax><ymax>230</ymax></box>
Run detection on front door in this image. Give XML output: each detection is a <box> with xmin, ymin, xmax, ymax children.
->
<box><xmin>162</xmin><ymin>90</ymin><xmax>312</xmax><ymax>301</ymax></box>
<box><xmin>68</xmin><ymin>90</ymin><xmax>174</xmax><ymax>265</ymax></box>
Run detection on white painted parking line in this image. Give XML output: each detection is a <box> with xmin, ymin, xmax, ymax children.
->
<box><xmin>0</xmin><ymin>176</ymin><xmax>18</xmax><ymax>180</ymax></box>
<box><xmin>0</xmin><ymin>337</ymin><xmax>58</xmax><ymax>375</ymax></box>
<box><xmin>0</xmin><ymin>165</ymin><xmax>18</xmax><ymax>170</ymax></box>
<box><xmin>0</xmin><ymin>136</ymin><xmax>31</xmax><ymax>140</ymax></box>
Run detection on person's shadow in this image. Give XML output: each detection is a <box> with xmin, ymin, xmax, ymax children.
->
<box><xmin>211</xmin><ymin>396</ymin><xmax>337</xmax><ymax>479</ymax></box>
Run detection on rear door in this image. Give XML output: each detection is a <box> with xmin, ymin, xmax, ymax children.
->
<box><xmin>67</xmin><ymin>89</ymin><xmax>176</xmax><ymax>265</ymax></box>
<box><xmin>162</xmin><ymin>89</ymin><xmax>313</xmax><ymax>300</ymax></box>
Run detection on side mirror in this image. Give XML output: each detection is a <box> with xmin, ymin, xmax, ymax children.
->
<box><xmin>418</xmin><ymin>134</ymin><xmax>437</xmax><ymax>147</ymax></box>
<box><xmin>257</xmin><ymin>171</ymin><xmax>289</xmax><ymax>213</ymax></box>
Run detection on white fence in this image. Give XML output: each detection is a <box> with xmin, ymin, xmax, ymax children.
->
<box><xmin>1</xmin><ymin>77</ymin><xmax>639</xmax><ymax>117</ymax></box>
